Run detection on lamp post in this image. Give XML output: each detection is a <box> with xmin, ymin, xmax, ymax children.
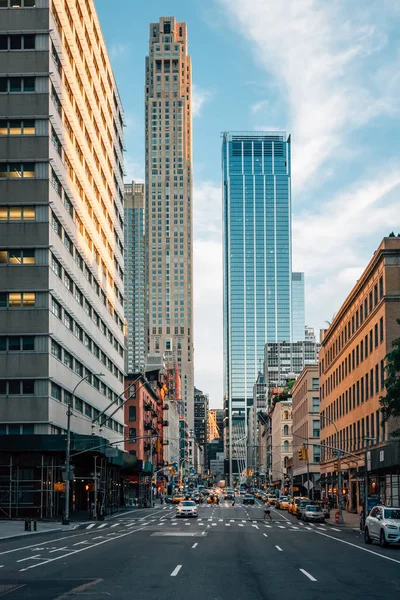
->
<box><xmin>63</xmin><ymin>372</ymin><xmax>105</xmax><ymax>525</ymax></box>
<box><xmin>320</xmin><ymin>414</ymin><xmax>343</xmax><ymax>524</ymax></box>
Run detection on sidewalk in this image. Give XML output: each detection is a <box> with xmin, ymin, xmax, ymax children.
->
<box><xmin>0</xmin><ymin>520</ymin><xmax>78</xmax><ymax>542</ymax></box>
<box><xmin>326</xmin><ymin>510</ymin><xmax>360</xmax><ymax>530</ymax></box>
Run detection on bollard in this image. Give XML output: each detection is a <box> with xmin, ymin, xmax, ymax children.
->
<box><xmin>24</xmin><ymin>519</ymin><xmax>29</xmax><ymax>531</ymax></box>
<box><xmin>33</xmin><ymin>520</ymin><xmax>37</xmax><ymax>531</ymax></box>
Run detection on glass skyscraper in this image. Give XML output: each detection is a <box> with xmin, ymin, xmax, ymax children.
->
<box><xmin>292</xmin><ymin>272</ymin><xmax>305</xmax><ymax>342</ymax></box>
<box><xmin>222</xmin><ymin>131</ymin><xmax>292</xmax><ymax>481</ymax></box>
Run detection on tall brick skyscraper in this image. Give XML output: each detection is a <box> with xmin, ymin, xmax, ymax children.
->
<box><xmin>145</xmin><ymin>17</ymin><xmax>194</xmax><ymax>426</ymax></box>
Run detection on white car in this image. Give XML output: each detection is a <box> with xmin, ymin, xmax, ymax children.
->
<box><xmin>176</xmin><ymin>500</ymin><xmax>198</xmax><ymax>518</ymax></box>
<box><xmin>365</xmin><ymin>506</ymin><xmax>400</xmax><ymax>547</ymax></box>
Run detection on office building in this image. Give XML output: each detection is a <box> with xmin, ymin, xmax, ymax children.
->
<box><xmin>270</xmin><ymin>399</ymin><xmax>293</xmax><ymax>486</ymax></box>
<box><xmin>264</xmin><ymin>335</ymin><xmax>320</xmax><ymax>388</ymax></box>
<box><xmin>145</xmin><ymin>17</ymin><xmax>194</xmax><ymax>428</ymax></box>
<box><xmin>292</xmin><ymin>272</ymin><xmax>305</xmax><ymax>342</ymax></box>
<box><xmin>124</xmin><ymin>181</ymin><xmax>146</xmax><ymax>373</ymax></box>
<box><xmin>194</xmin><ymin>387</ymin><xmax>209</xmax><ymax>470</ymax></box>
<box><xmin>319</xmin><ymin>237</ymin><xmax>400</xmax><ymax>511</ymax></box>
<box><xmin>0</xmin><ymin>0</ymin><xmax>125</xmax><ymax>518</ymax></box>
<box><xmin>292</xmin><ymin>365</ymin><xmax>321</xmax><ymax>497</ymax></box>
<box><xmin>207</xmin><ymin>409</ymin><xmax>220</xmax><ymax>442</ymax></box>
<box><xmin>222</xmin><ymin>131</ymin><xmax>292</xmax><ymax>481</ymax></box>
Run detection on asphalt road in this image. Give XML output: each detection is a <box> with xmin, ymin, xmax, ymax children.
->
<box><xmin>0</xmin><ymin>499</ymin><xmax>399</xmax><ymax>599</ymax></box>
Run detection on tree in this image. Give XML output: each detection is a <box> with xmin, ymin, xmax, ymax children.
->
<box><xmin>380</xmin><ymin>319</ymin><xmax>400</xmax><ymax>436</ymax></box>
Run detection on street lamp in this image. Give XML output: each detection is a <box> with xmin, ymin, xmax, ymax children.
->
<box><xmin>63</xmin><ymin>372</ymin><xmax>105</xmax><ymax>525</ymax></box>
<box><xmin>320</xmin><ymin>414</ymin><xmax>344</xmax><ymax>524</ymax></box>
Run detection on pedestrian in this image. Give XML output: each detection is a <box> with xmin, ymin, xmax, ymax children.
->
<box><xmin>264</xmin><ymin>500</ymin><xmax>272</xmax><ymax>521</ymax></box>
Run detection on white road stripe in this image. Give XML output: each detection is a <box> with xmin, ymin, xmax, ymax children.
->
<box><xmin>225</xmin><ymin>524</ymin><xmax>231</xmax><ymax>527</ymax></box>
<box><xmin>16</xmin><ymin>555</ymin><xmax>41</xmax><ymax>563</ymax></box>
<box><xmin>170</xmin><ymin>565</ymin><xmax>182</xmax><ymax>577</ymax></box>
<box><xmin>238</xmin><ymin>524</ymin><xmax>244</xmax><ymax>527</ymax></box>
<box><xmin>86</xmin><ymin>524</ymin><xmax>96</xmax><ymax>529</ymax></box>
<box><xmin>263</xmin><ymin>533</ymin><xmax>268</xmax><ymax>538</ymax></box>
<box><xmin>313</xmin><ymin>530</ymin><xmax>400</xmax><ymax>566</ymax></box>
<box><xmin>329</xmin><ymin>527</ymin><xmax>341</xmax><ymax>532</ymax></box>
<box><xmin>111</xmin><ymin>523</ymin><xmax>119</xmax><ymax>528</ymax></box>
<box><xmin>97</xmin><ymin>524</ymin><xmax>107</xmax><ymax>529</ymax></box>
<box><xmin>212</xmin><ymin>523</ymin><xmax>217</xmax><ymax>526</ymax></box>
<box><xmin>275</xmin><ymin>546</ymin><xmax>283</xmax><ymax>552</ymax></box>
<box><xmin>252</xmin><ymin>525</ymin><xmax>259</xmax><ymax>530</ymax></box>
<box><xmin>49</xmin><ymin>547</ymin><xmax>68</xmax><ymax>553</ymax></box>
<box><xmin>300</xmin><ymin>568</ymin><xmax>317</xmax><ymax>582</ymax></box>
<box><xmin>192</xmin><ymin>543</ymin><xmax>198</xmax><ymax>549</ymax></box>
<box><xmin>278</xmin><ymin>526</ymin><xmax>285</xmax><ymax>529</ymax></box>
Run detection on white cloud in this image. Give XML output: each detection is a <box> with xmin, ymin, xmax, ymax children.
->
<box><xmin>251</xmin><ymin>100</ymin><xmax>269</xmax><ymax>114</ymax></box>
<box><xmin>194</xmin><ymin>181</ymin><xmax>222</xmax><ymax>242</ymax></box>
<box><xmin>192</xmin><ymin>84</ymin><xmax>213</xmax><ymax>117</ymax></box>
<box><xmin>124</xmin><ymin>155</ymin><xmax>144</xmax><ymax>184</ymax></box>
<box><xmin>220</xmin><ymin>0</ymin><xmax>399</xmax><ymax>191</ymax></box>
<box><xmin>109</xmin><ymin>43</ymin><xmax>130</xmax><ymax>60</ymax></box>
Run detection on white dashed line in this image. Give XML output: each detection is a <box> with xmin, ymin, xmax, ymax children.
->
<box><xmin>86</xmin><ymin>523</ymin><xmax>96</xmax><ymax>529</ymax></box>
<box><xmin>275</xmin><ymin>546</ymin><xmax>283</xmax><ymax>552</ymax></box>
<box><xmin>300</xmin><ymin>568</ymin><xmax>317</xmax><ymax>582</ymax></box>
<box><xmin>171</xmin><ymin>565</ymin><xmax>182</xmax><ymax>577</ymax></box>
<box><xmin>192</xmin><ymin>543</ymin><xmax>198</xmax><ymax>549</ymax></box>
<box><xmin>263</xmin><ymin>533</ymin><xmax>268</xmax><ymax>538</ymax></box>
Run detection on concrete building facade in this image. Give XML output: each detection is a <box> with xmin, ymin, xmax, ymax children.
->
<box><xmin>292</xmin><ymin>272</ymin><xmax>305</xmax><ymax>342</ymax></box>
<box><xmin>292</xmin><ymin>365</ymin><xmax>321</xmax><ymax>497</ymax></box>
<box><xmin>270</xmin><ymin>400</ymin><xmax>293</xmax><ymax>486</ymax></box>
<box><xmin>124</xmin><ymin>181</ymin><xmax>146</xmax><ymax>373</ymax></box>
<box><xmin>145</xmin><ymin>17</ymin><xmax>194</xmax><ymax>428</ymax></box>
<box><xmin>0</xmin><ymin>0</ymin><xmax>126</xmax><ymax>518</ymax></box>
<box><xmin>319</xmin><ymin>237</ymin><xmax>400</xmax><ymax>510</ymax></box>
<box><xmin>194</xmin><ymin>387</ymin><xmax>208</xmax><ymax>471</ymax></box>
<box><xmin>264</xmin><ymin>336</ymin><xmax>320</xmax><ymax>389</ymax></box>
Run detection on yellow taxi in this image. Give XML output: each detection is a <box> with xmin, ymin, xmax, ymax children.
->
<box><xmin>277</xmin><ymin>496</ymin><xmax>291</xmax><ymax>510</ymax></box>
<box><xmin>172</xmin><ymin>493</ymin><xmax>185</xmax><ymax>504</ymax></box>
<box><xmin>289</xmin><ymin>497</ymin><xmax>310</xmax><ymax>515</ymax></box>
<box><xmin>267</xmin><ymin>495</ymin><xmax>277</xmax><ymax>506</ymax></box>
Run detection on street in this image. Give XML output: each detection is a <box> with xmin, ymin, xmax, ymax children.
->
<box><xmin>0</xmin><ymin>499</ymin><xmax>399</xmax><ymax>599</ymax></box>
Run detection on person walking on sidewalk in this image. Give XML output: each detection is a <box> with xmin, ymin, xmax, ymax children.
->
<box><xmin>264</xmin><ymin>500</ymin><xmax>272</xmax><ymax>521</ymax></box>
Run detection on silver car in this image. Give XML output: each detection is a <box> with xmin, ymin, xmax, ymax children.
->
<box><xmin>176</xmin><ymin>500</ymin><xmax>198</xmax><ymax>518</ymax></box>
<box><xmin>302</xmin><ymin>505</ymin><xmax>325</xmax><ymax>523</ymax></box>
<box><xmin>365</xmin><ymin>506</ymin><xmax>400</xmax><ymax>547</ymax></box>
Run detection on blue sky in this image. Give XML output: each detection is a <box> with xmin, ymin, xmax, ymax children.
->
<box><xmin>95</xmin><ymin>0</ymin><xmax>400</xmax><ymax>408</ymax></box>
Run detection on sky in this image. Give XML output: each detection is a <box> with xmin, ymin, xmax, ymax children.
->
<box><xmin>95</xmin><ymin>0</ymin><xmax>400</xmax><ymax>408</ymax></box>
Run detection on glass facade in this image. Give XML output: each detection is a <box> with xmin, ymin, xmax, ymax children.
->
<box><xmin>292</xmin><ymin>272</ymin><xmax>305</xmax><ymax>342</ymax></box>
<box><xmin>222</xmin><ymin>132</ymin><xmax>292</xmax><ymax>471</ymax></box>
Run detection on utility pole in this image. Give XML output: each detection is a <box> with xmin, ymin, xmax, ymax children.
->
<box><xmin>63</xmin><ymin>372</ymin><xmax>104</xmax><ymax>525</ymax></box>
<box><xmin>363</xmin><ymin>437</ymin><xmax>374</xmax><ymax>530</ymax></box>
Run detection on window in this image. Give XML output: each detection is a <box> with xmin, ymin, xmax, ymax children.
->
<box><xmin>283</xmin><ymin>425</ymin><xmax>289</xmax><ymax>436</ymax></box>
<box><xmin>51</xmin><ymin>297</ymin><xmax>62</xmax><ymax>319</ymax></box>
<box><xmin>380</xmin><ymin>317</ymin><xmax>384</xmax><ymax>342</ymax></box>
<box><xmin>313</xmin><ymin>420</ymin><xmax>320</xmax><ymax>438</ymax></box>
<box><xmin>374</xmin><ymin>324</ymin><xmax>378</xmax><ymax>348</ymax></box>
<box><xmin>312</xmin><ymin>397</ymin><xmax>319</xmax><ymax>412</ymax></box>
<box><xmin>6</xmin><ymin>292</ymin><xmax>35</xmax><ymax>307</ymax></box>
<box><xmin>0</xmin><ymin>77</ymin><xmax>35</xmax><ymax>93</ymax></box>
<box><xmin>75</xmin><ymin>398</ymin><xmax>83</xmax><ymax>413</ymax></box>
<box><xmin>51</xmin><ymin>339</ymin><xmax>62</xmax><ymax>360</ymax></box>
<box><xmin>0</xmin><ymin>206</ymin><xmax>35</xmax><ymax>221</ymax></box>
<box><xmin>75</xmin><ymin>360</ymin><xmax>83</xmax><ymax>377</ymax></box>
<box><xmin>129</xmin><ymin>428</ymin><xmax>136</xmax><ymax>442</ymax></box>
<box><xmin>0</xmin><ymin>249</ymin><xmax>35</xmax><ymax>265</ymax></box>
<box><xmin>379</xmin><ymin>276</ymin><xmax>384</xmax><ymax>299</ymax></box>
<box><xmin>380</xmin><ymin>360</ymin><xmax>385</xmax><ymax>390</ymax></box>
<box><xmin>128</xmin><ymin>406</ymin><xmax>136</xmax><ymax>422</ymax></box>
<box><xmin>312</xmin><ymin>378</ymin><xmax>319</xmax><ymax>390</ymax></box>
<box><xmin>64</xmin><ymin>350</ymin><xmax>73</xmax><ymax>369</ymax></box>
<box><xmin>51</xmin><ymin>382</ymin><xmax>62</xmax><ymax>401</ymax></box>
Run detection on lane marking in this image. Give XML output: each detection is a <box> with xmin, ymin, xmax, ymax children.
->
<box><xmin>212</xmin><ymin>523</ymin><xmax>217</xmax><ymax>527</ymax></box>
<box><xmin>329</xmin><ymin>527</ymin><xmax>340</xmax><ymax>532</ymax></box>
<box><xmin>97</xmin><ymin>524</ymin><xmax>107</xmax><ymax>529</ymax></box>
<box><xmin>192</xmin><ymin>543</ymin><xmax>198</xmax><ymax>549</ymax></box>
<box><xmin>86</xmin><ymin>524</ymin><xmax>96</xmax><ymax>530</ymax></box>
<box><xmin>0</xmin><ymin>533</ymin><xmax>87</xmax><ymax>558</ymax></box>
<box><xmin>171</xmin><ymin>565</ymin><xmax>182</xmax><ymax>577</ymax></box>
<box><xmin>52</xmin><ymin>578</ymin><xmax>103</xmax><ymax>600</ymax></box>
<box><xmin>263</xmin><ymin>533</ymin><xmax>268</xmax><ymax>538</ymax></box>
<box><xmin>252</xmin><ymin>525</ymin><xmax>259</xmax><ymax>530</ymax></box>
<box><xmin>300</xmin><ymin>568</ymin><xmax>317</xmax><ymax>582</ymax></box>
<box><xmin>16</xmin><ymin>555</ymin><xmax>41</xmax><ymax>563</ymax></box>
<box><xmin>313</xmin><ymin>530</ymin><xmax>400</xmax><ymax>565</ymax></box>
<box><xmin>225</xmin><ymin>524</ymin><xmax>231</xmax><ymax>527</ymax></box>
<box><xmin>111</xmin><ymin>523</ymin><xmax>119</xmax><ymax>528</ymax></box>
<box><xmin>49</xmin><ymin>547</ymin><xmax>68</xmax><ymax>553</ymax></box>
<box><xmin>238</xmin><ymin>524</ymin><xmax>244</xmax><ymax>527</ymax></box>
<box><xmin>18</xmin><ymin>527</ymin><xmax>144</xmax><ymax>572</ymax></box>
<box><xmin>278</xmin><ymin>526</ymin><xmax>285</xmax><ymax>529</ymax></box>
<box><xmin>275</xmin><ymin>546</ymin><xmax>283</xmax><ymax>552</ymax></box>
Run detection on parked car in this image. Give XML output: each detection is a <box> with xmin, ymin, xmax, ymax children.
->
<box><xmin>302</xmin><ymin>505</ymin><xmax>325</xmax><ymax>523</ymax></box>
<box><xmin>298</xmin><ymin>501</ymin><xmax>317</xmax><ymax>520</ymax></box>
<box><xmin>243</xmin><ymin>494</ymin><xmax>255</xmax><ymax>505</ymax></box>
<box><xmin>176</xmin><ymin>500</ymin><xmax>198</xmax><ymax>518</ymax></box>
<box><xmin>289</xmin><ymin>497</ymin><xmax>310</xmax><ymax>515</ymax></box>
<box><xmin>365</xmin><ymin>506</ymin><xmax>400</xmax><ymax>547</ymax></box>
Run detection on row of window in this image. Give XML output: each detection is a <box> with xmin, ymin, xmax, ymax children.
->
<box><xmin>322</xmin><ymin>318</ymin><xmax>384</xmax><ymax>398</ymax></box>
<box><xmin>0</xmin><ymin>34</ymin><xmax>35</xmax><ymax>50</ymax></box>
<box><xmin>0</xmin><ymin>120</ymin><xmax>35</xmax><ymax>135</ymax></box>
<box><xmin>0</xmin><ymin>163</ymin><xmax>35</xmax><ymax>178</ymax></box>
<box><xmin>50</xmin><ymin>212</ymin><xmax>124</xmax><ymax>329</ymax></box>
<box><xmin>51</xmin><ymin>253</ymin><xmax>124</xmax><ymax>354</ymax></box>
<box><xmin>322</xmin><ymin>410</ymin><xmax>385</xmax><ymax>460</ymax></box>
<box><xmin>0</xmin><ymin>206</ymin><xmax>35</xmax><ymax>221</ymax></box>
<box><xmin>323</xmin><ymin>276</ymin><xmax>384</xmax><ymax>371</ymax></box>
<box><xmin>322</xmin><ymin>361</ymin><xmax>385</xmax><ymax>425</ymax></box>
<box><xmin>0</xmin><ymin>77</ymin><xmax>35</xmax><ymax>93</ymax></box>
<box><xmin>50</xmin><ymin>338</ymin><xmax>123</xmax><ymax>401</ymax></box>
<box><xmin>0</xmin><ymin>336</ymin><xmax>34</xmax><ymax>351</ymax></box>
<box><xmin>50</xmin><ymin>298</ymin><xmax>124</xmax><ymax>382</ymax></box>
<box><xmin>0</xmin><ymin>249</ymin><xmax>35</xmax><ymax>265</ymax></box>
<box><xmin>0</xmin><ymin>0</ymin><xmax>35</xmax><ymax>6</ymax></box>
<box><xmin>0</xmin><ymin>292</ymin><xmax>35</xmax><ymax>307</ymax></box>
<box><xmin>50</xmin><ymin>380</ymin><xmax>123</xmax><ymax>434</ymax></box>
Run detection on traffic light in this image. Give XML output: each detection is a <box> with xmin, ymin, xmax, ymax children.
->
<box><xmin>297</xmin><ymin>448</ymin><xmax>309</xmax><ymax>461</ymax></box>
<box><xmin>333</xmin><ymin>461</ymin><xmax>339</xmax><ymax>471</ymax></box>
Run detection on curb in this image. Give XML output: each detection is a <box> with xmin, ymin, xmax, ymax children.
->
<box><xmin>0</xmin><ymin>525</ymin><xmax>79</xmax><ymax>543</ymax></box>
